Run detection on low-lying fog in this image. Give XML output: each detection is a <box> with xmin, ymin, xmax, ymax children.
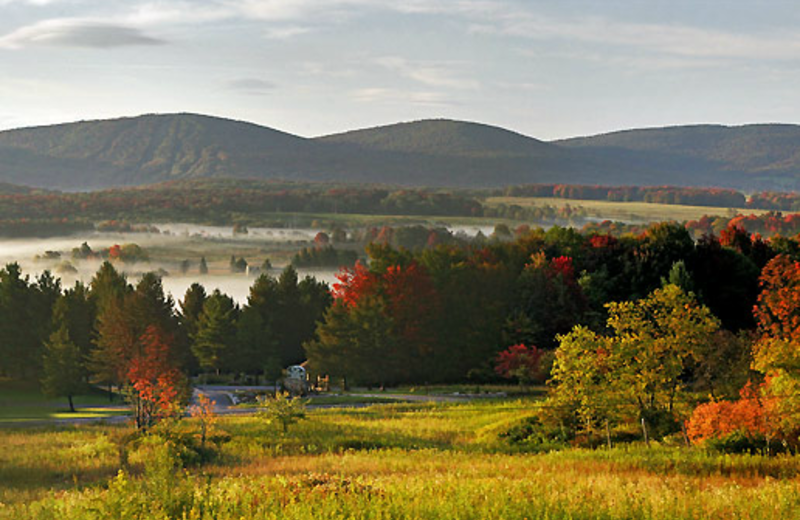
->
<box><xmin>0</xmin><ymin>223</ymin><xmax>494</xmax><ymax>304</ymax></box>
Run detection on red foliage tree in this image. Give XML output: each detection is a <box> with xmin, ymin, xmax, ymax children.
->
<box><xmin>313</xmin><ymin>232</ymin><xmax>330</xmax><ymax>248</ymax></box>
<box><xmin>382</xmin><ymin>262</ymin><xmax>439</xmax><ymax>359</ymax></box>
<box><xmin>108</xmin><ymin>244</ymin><xmax>122</xmax><ymax>261</ymax></box>
<box><xmin>127</xmin><ymin>325</ymin><xmax>185</xmax><ymax>430</ymax></box>
<box><xmin>331</xmin><ymin>261</ymin><xmax>377</xmax><ymax>308</ymax></box>
<box><xmin>494</xmin><ymin>344</ymin><xmax>544</xmax><ymax>384</ymax></box>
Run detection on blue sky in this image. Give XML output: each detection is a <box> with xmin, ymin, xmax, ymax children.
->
<box><xmin>1</xmin><ymin>0</ymin><xmax>799</xmax><ymax>139</ymax></box>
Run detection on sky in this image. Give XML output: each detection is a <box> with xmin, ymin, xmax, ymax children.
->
<box><xmin>1</xmin><ymin>0</ymin><xmax>799</xmax><ymax>140</ymax></box>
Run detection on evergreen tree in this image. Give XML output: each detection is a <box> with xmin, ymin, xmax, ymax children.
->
<box><xmin>192</xmin><ymin>290</ymin><xmax>238</xmax><ymax>373</ymax></box>
<box><xmin>199</xmin><ymin>256</ymin><xmax>209</xmax><ymax>275</ymax></box>
<box><xmin>89</xmin><ymin>261</ymin><xmax>129</xmax><ymax>315</ymax></box>
<box><xmin>275</xmin><ymin>266</ymin><xmax>304</xmax><ymax>365</ymax></box>
<box><xmin>52</xmin><ymin>282</ymin><xmax>95</xmax><ymax>363</ymax></box>
<box><xmin>41</xmin><ymin>325</ymin><xmax>87</xmax><ymax>412</ymax></box>
<box><xmin>180</xmin><ymin>283</ymin><xmax>207</xmax><ymax>339</ymax></box>
<box><xmin>89</xmin><ymin>297</ymin><xmax>136</xmax><ymax>390</ymax></box>
<box><xmin>0</xmin><ymin>263</ymin><xmax>56</xmax><ymax>378</ymax></box>
<box><xmin>234</xmin><ymin>306</ymin><xmax>280</xmax><ymax>377</ymax></box>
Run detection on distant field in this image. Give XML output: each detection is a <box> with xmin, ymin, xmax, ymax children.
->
<box><xmin>486</xmin><ymin>196</ymin><xmax>773</xmax><ymax>223</ymax></box>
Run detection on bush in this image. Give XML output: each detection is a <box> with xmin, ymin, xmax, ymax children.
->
<box><xmin>498</xmin><ymin>415</ymin><xmax>571</xmax><ymax>451</ymax></box>
<box><xmin>705</xmin><ymin>431</ymin><xmax>769</xmax><ymax>454</ymax></box>
<box><xmin>640</xmin><ymin>408</ymin><xmax>682</xmax><ymax>440</ymax></box>
<box><xmin>258</xmin><ymin>391</ymin><xmax>308</xmax><ymax>434</ymax></box>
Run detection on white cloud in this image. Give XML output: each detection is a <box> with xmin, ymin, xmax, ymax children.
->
<box><xmin>375</xmin><ymin>56</ymin><xmax>479</xmax><ymax>90</ymax></box>
<box><xmin>264</xmin><ymin>25</ymin><xmax>312</xmax><ymax>39</ymax></box>
<box><xmin>472</xmin><ymin>12</ymin><xmax>800</xmax><ymax>61</ymax></box>
<box><xmin>5</xmin><ymin>0</ymin><xmax>800</xmax><ymax>65</ymax></box>
<box><xmin>0</xmin><ymin>18</ymin><xmax>165</xmax><ymax>49</ymax></box>
<box><xmin>124</xmin><ymin>1</ymin><xmax>234</xmax><ymax>26</ymax></box>
<box><xmin>230</xmin><ymin>0</ymin><xmax>499</xmax><ymax>21</ymax></box>
<box><xmin>0</xmin><ymin>0</ymin><xmax>70</xmax><ymax>5</ymax></box>
<box><xmin>353</xmin><ymin>87</ymin><xmax>456</xmax><ymax>107</ymax></box>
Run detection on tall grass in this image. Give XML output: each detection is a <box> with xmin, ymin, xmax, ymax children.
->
<box><xmin>2</xmin><ymin>400</ymin><xmax>800</xmax><ymax>519</ymax></box>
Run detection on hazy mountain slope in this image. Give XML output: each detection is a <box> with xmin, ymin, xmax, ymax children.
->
<box><xmin>318</xmin><ymin>119</ymin><xmax>749</xmax><ymax>188</ymax></box>
<box><xmin>0</xmin><ymin>113</ymin><xmax>797</xmax><ymax>191</ymax></box>
<box><xmin>0</xmin><ymin>113</ymin><xmax>314</xmax><ymax>189</ymax></box>
<box><xmin>558</xmin><ymin>124</ymin><xmax>800</xmax><ymax>189</ymax></box>
<box><xmin>318</xmin><ymin>119</ymin><xmax>555</xmax><ymax>157</ymax></box>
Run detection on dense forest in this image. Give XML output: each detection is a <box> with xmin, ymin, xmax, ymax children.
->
<box><xmin>4</xmin><ymin>220</ymin><xmax>800</xmax><ymax>445</ymax></box>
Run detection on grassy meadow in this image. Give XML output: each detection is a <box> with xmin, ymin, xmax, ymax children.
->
<box><xmin>486</xmin><ymin>196</ymin><xmax>772</xmax><ymax>223</ymax></box>
<box><xmin>0</xmin><ymin>379</ymin><xmax>127</xmax><ymax>424</ymax></box>
<box><xmin>2</xmin><ymin>399</ymin><xmax>800</xmax><ymax>519</ymax></box>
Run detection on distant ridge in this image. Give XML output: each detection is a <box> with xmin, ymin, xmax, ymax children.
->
<box><xmin>0</xmin><ymin>113</ymin><xmax>799</xmax><ymax>191</ymax></box>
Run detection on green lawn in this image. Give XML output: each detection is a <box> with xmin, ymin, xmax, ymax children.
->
<box><xmin>0</xmin><ymin>380</ymin><xmax>128</xmax><ymax>423</ymax></box>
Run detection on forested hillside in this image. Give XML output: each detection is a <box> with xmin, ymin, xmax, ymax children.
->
<box><xmin>3</xmin><ymin>114</ymin><xmax>800</xmax><ymax>190</ymax></box>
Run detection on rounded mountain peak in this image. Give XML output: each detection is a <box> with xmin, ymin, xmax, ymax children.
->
<box><xmin>319</xmin><ymin>119</ymin><xmax>551</xmax><ymax>157</ymax></box>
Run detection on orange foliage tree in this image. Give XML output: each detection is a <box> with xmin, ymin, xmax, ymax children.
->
<box><xmin>685</xmin><ymin>381</ymin><xmax>775</xmax><ymax>444</ymax></box>
<box><xmin>687</xmin><ymin>254</ymin><xmax>800</xmax><ymax>447</ymax></box>
<box><xmin>751</xmin><ymin>254</ymin><xmax>800</xmax><ymax>441</ymax></box>
<box><xmin>127</xmin><ymin>325</ymin><xmax>186</xmax><ymax>430</ymax></box>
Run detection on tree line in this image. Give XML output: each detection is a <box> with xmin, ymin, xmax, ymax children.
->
<box><xmin>503</xmin><ymin>184</ymin><xmax>748</xmax><ymax>208</ymax></box>
<box><xmin>0</xmin><ymin>262</ymin><xmax>329</xmax><ymax>424</ymax></box>
<box><xmin>307</xmin><ymin>223</ymin><xmax>800</xmax><ymax>449</ymax></box>
<box><xmin>7</xmin><ymin>220</ymin><xmax>800</xmax><ymax>444</ymax></box>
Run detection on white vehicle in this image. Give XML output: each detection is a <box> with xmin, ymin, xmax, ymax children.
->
<box><xmin>282</xmin><ymin>365</ymin><xmax>308</xmax><ymax>396</ymax></box>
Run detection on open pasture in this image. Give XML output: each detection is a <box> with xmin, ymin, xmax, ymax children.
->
<box><xmin>2</xmin><ymin>400</ymin><xmax>800</xmax><ymax>519</ymax></box>
<box><xmin>486</xmin><ymin>196</ymin><xmax>772</xmax><ymax>224</ymax></box>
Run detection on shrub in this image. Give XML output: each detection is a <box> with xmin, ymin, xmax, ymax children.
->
<box><xmin>257</xmin><ymin>391</ymin><xmax>308</xmax><ymax>434</ymax></box>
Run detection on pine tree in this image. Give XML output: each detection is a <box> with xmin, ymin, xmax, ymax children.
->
<box><xmin>199</xmin><ymin>256</ymin><xmax>209</xmax><ymax>275</ymax></box>
<box><xmin>192</xmin><ymin>290</ymin><xmax>237</xmax><ymax>373</ymax></box>
<box><xmin>41</xmin><ymin>325</ymin><xmax>87</xmax><ymax>412</ymax></box>
<box><xmin>89</xmin><ymin>261</ymin><xmax>129</xmax><ymax>315</ymax></box>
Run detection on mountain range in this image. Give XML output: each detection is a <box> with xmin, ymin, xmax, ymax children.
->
<box><xmin>0</xmin><ymin>113</ymin><xmax>798</xmax><ymax>191</ymax></box>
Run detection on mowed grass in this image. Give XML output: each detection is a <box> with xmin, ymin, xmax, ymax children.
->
<box><xmin>2</xmin><ymin>400</ymin><xmax>800</xmax><ymax>519</ymax></box>
<box><xmin>486</xmin><ymin>196</ymin><xmax>773</xmax><ymax>223</ymax></box>
<box><xmin>0</xmin><ymin>379</ymin><xmax>128</xmax><ymax>423</ymax></box>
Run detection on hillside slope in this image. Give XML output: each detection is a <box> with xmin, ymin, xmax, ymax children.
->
<box><xmin>0</xmin><ymin>114</ymin><xmax>797</xmax><ymax>190</ymax></box>
<box><xmin>558</xmin><ymin>124</ymin><xmax>800</xmax><ymax>190</ymax></box>
<box><xmin>0</xmin><ymin>113</ymin><xmax>314</xmax><ymax>189</ymax></box>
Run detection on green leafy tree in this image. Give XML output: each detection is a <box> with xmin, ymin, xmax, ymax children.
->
<box><xmin>662</xmin><ymin>260</ymin><xmax>694</xmax><ymax>293</ymax></box>
<box><xmin>41</xmin><ymin>325</ymin><xmax>88</xmax><ymax>412</ymax></box>
<box><xmin>628</xmin><ymin>222</ymin><xmax>695</xmax><ymax>298</ymax></box>
<box><xmin>548</xmin><ymin>285</ymin><xmax>721</xmax><ymax>439</ymax></box>
<box><xmin>606</xmin><ymin>284</ymin><xmax>720</xmax><ymax>417</ymax></box>
<box><xmin>257</xmin><ymin>391</ymin><xmax>307</xmax><ymax>434</ymax></box>
<box><xmin>549</xmin><ymin>326</ymin><xmax>618</xmax><ymax>436</ymax></box>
